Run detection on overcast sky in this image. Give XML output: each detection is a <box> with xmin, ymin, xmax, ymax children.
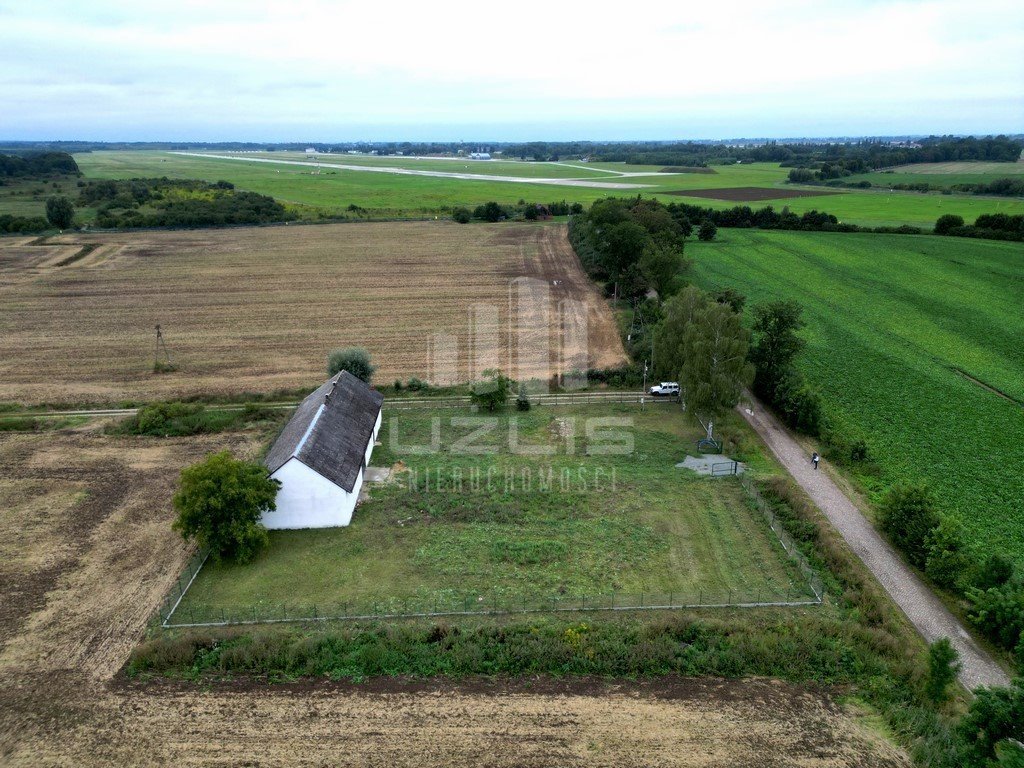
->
<box><xmin>1</xmin><ymin>0</ymin><xmax>1021</xmax><ymax>142</ymax></box>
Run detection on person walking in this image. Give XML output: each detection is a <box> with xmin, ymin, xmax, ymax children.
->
<box><xmin>812</xmin><ymin>451</ymin><xmax>820</xmax><ymax>471</ymax></box>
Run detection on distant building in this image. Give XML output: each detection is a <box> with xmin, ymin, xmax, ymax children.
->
<box><xmin>262</xmin><ymin>372</ymin><xmax>383</xmax><ymax>529</ymax></box>
<box><xmin>469</xmin><ymin>152</ymin><xmax>491</xmax><ymax>160</ymax></box>
<box><xmin>305</xmin><ymin>147</ymin><xmax>317</xmax><ymax>156</ymax></box>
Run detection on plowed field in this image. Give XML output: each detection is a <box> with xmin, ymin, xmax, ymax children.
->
<box><xmin>0</xmin><ymin>221</ymin><xmax>626</xmax><ymax>405</ymax></box>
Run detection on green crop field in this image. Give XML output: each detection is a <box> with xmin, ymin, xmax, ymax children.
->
<box><xmin>691</xmin><ymin>229</ymin><xmax>1024</xmax><ymax>562</ymax></box>
<box><xmin>68</xmin><ymin>151</ymin><xmax>1024</xmax><ymax>228</ymax></box>
<box><xmin>174</xmin><ymin>405</ymin><xmax>812</xmax><ymax>622</ymax></box>
<box><xmin>841</xmin><ymin>160</ymin><xmax>1024</xmax><ymax>189</ymax></box>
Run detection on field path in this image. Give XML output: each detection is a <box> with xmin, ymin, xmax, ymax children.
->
<box><xmin>739</xmin><ymin>394</ymin><xmax>1010</xmax><ymax>691</ymax></box>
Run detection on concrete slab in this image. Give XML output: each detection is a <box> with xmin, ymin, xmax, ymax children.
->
<box><xmin>675</xmin><ymin>454</ymin><xmax>746</xmax><ymax>476</ymax></box>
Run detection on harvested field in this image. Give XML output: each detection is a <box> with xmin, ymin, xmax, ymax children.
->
<box><xmin>0</xmin><ymin>221</ymin><xmax>626</xmax><ymax>405</ymax></box>
<box><xmin>664</xmin><ymin>186</ymin><xmax>844</xmax><ymax>202</ymax></box>
<box><xmin>0</xmin><ymin>429</ymin><xmax>909</xmax><ymax>766</ymax></box>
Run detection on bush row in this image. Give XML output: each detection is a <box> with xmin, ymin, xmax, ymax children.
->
<box><xmin>879</xmin><ymin>484</ymin><xmax>1024</xmax><ymax>664</ymax></box>
<box><xmin>110</xmin><ymin>402</ymin><xmax>278</xmax><ymax>437</ymax></box>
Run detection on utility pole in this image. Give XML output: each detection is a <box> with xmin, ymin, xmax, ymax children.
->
<box><xmin>642</xmin><ymin>359</ymin><xmax>648</xmax><ymax>410</ymax></box>
<box><xmin>154</xmin><ymin>324</ymin><xmax>173</xmax><ymax>371</ymax></box>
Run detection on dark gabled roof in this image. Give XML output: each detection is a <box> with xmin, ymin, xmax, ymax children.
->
<box><xmin>265</xmin><ymin>371</ymin><xmax>384</xmax><ymax>492</ymax></box>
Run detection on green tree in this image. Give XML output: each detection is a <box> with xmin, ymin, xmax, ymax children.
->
<box><xmin>967</xmin><ymin>583</ymin><xmax>1024</xmax><ymax>651</ymax></box>
<box><xmin>935</xmin><ymin>213</ymin><xmax>965</xmax><ymax>235</ymax></box>
<box><xmin>603</xmin><ymin>220</ymin><xmax>649</xmax><ymax>294</ymax></box>
<box><xmin>879</xmin><ymin>484</ymin><xmax>941</xmax><ymax>568</ymax></box>
<box><xmin>925</xmin><ymin>516</ymin><xmax>972</xmax><ymax>591</ymax></box>
<box><xmin>516</xmin><ymin>382</ymin><xmax>531</xmax><ymax>411</ymax></box>
<box><xmin>470</xmin><ymin>371</ymin><xmax>510</xmax><ymax>412</ymax></box>
<box><xmin>655</xmin><ymin>287</ymin><xmax>752</xmax><ymax>417</ymax></box>
<box><xmin>749</xmin><ymin>300</ymin><xmax>806</xmax><ymax>399</ymax></box>
<box><xmin>327</xmin><ymin>347</ymin><xmax>376</xmax><ymax>383</ymax></box>
<box><xmin>712</xmin><ymin>287</ymin><xmax>746</xmax><ymax>313</ymax></box>
<box><xmin>172</xmin><ymin>451</ymin><xmax>278</xmax><ymax>564</ymax></box>
<box><xmin>653</xmin><ymin>286</ymin><xmax>708</xmax><ymax>379</ymax></box>
<box><xmin>473</xmin><ymin>201</ymin><xmax>504</xmax><ymax>222</ymax></box>
<box><xmin>697</xmin><ymin>220</ymin><xmax>717</xmax><ymax>241</ymax></box>
<box><xmin>680</xmin><ymin>301</ymin><xmax>753</xmax><ymax>416</ymax></box>
<box><xmin>973</xmin><ymin>553</ymin><xmax>1016</xmax><ymax>591</ymax></box>
<box><xmin>45</xmin><ymin>195</ymin><xmax>74</xmax><ymax>229</ymax></box>
<box><xmin>452</xmin><ymin>207</ymin><xmax>471</xmax><ymax>223</ymax></box>
<box><xmin>924</xmin><ymin>637</ymin><xmax>960</xmax><ymax>703</ymax></box>
<box><xmin>639</xmin><ymin>242</ymin><xmax>686</xmax><ymax>298</ymax></box>
<box><xmin>958</xmin><ymin>678</ymin><xmax>1024</xmax><ymax>763</ymax></box>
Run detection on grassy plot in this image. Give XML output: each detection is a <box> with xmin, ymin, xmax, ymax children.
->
<box><xmin>691</xmin><ymin>229</ymin><xmax>1024</xmax><ymax>561</ymax></box>
<box><xmin>70</xmin><ymin>151</ymin><xmax>1024</xmax><ymax>227</ymax></box>
<box><xmin>173</xmin><ymin>406</ymin><xmax>810</xmax><ymax>622</ymax></box>
<box><xmin>0</xmin><ymin>177</ymin><xmax>94</xmax><ymax>222</ymax></box>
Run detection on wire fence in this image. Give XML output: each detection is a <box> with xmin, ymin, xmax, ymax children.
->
<box><xmin>739</xmin><ymin>474</ymin><xmax>824</xmax><ymax>601</ymax></box>
<box><xmin>153</xmin><ymin>470</ymin><xmax>824</xmax><ymax>630</ymax></box>
<box><xmin>158</xmin><ymin>584</ymin><xmax>821</xmax><ymax>629</ymax></box>
<box><xmin>384</xmin><ymin>391</ymin><xmax>679</xmax><ymax>411</ymax></box>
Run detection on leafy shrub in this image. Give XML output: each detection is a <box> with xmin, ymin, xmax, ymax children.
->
<box><xmin>472</xmin><ymin>201</ymin><xmax>505</xmax><ymax>222</ymax></box>
<box><xmin>967</xmin><ymin>583</ymin><xmax>1024</xmax><ymax>652</ymax></box>
<box><xmin>113</xmin><ymin>402</ymin><xmax>274</xmax><ymax>437</ymax></box>
<box><xmin>934</xmin><ymin>214</ymin><xmax>965</xmax><ymax>235</ymax></box>
<box><xmin>972</xmin><ymin>554</ymin><xmax>1016</xmax><ymax>592</ymax></box>
<box><xmin>925</xmin><ymin>638</ymin><xmax>960</xmax><ymax>703</ymax></box>
<box><xmin>0</xmin><ymin>417</ymin><xmax>42</xmax><ymax>432</ymax></box>
<box><xmin>327</xmin><ymin>347</ymin><xmax>375</xmax><ymax>384</ymax></box>
<box><xmin>697</xmin><ymin>220</ymin><xmax>717</xmax><ymax>241</ymax></box>
<box><xmin>45</xmin><ymin>195</ymin><xmax>74</xmax><ymax>228</ymax></box>
<box><xmin>957</xmin><ymin>678</ymin><xmax>1024</xmax><ymax>764</ymax></box>
<box><xmin>469</xmin><ymin>371</ymin><xmax>510</xmax><ymax>411</ymax></box>
<box><xmin>172</xmin><ymin>451</ymin><xmax>279</xmax><ymax>564</ymax></box>
<box><xmin>925</xmin><ymin>517</ymin><xmax>972</xmax><ymax>592</ymax></box>
<box><xmin>406</xmin><ymin>377</ymin><xmax>427</xmax><ymax>392</ymax></box>
<box><xmin>452</xmin><ymin>207</ymin><xmax>471</xmax><ymax>223</ymax></box>
<box><xmin>516</xmin><ymin>383</ymin><xmax>531</xmax><ymax>411</ymax></box>
<box><xmin>774</xmin><ymin>372</ymin><xmax>822</xmax><ymax>435</ymax></box>
<box><xmin>879</xmin><ymin>484</ymin><xmax>941</xmax><ymax>568</ymax></box>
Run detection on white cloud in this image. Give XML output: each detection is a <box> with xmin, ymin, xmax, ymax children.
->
<box><xmin>0</xmin><ymin>0</ymin><xmax>1020</xmax><ymax>139</ymax></box>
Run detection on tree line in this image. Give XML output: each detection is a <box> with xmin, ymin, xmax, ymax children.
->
<box><xmin>0</xmin><ymin>151</ymin><xmax>80</xmax><ymax>180</ymax></box>
<box><xmin>80</xmin><ymin>177</ymin><xmax>294</xmax><ymax>229</ymax></box>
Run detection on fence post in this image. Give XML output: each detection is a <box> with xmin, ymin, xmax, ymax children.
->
<box><xmin>313</xmin><ymin>604</ymin><xmax>318</xmax><ymax>620</ymax></box>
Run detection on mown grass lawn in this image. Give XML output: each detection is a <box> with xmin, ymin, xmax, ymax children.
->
<box><xmin>175</xmin><ymin>406</ymin><xmax>810</xmax><ymax>621</ymax></box>
<box><xmin>692</xmin><ymin>229</ymin><xmax>1024</xmax><ymax>562</ymax></box>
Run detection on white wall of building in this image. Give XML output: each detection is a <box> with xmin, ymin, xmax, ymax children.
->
<box><xmin>364</xmin><ymin>409</ymin><xmax>382</xmax><ymax>467</ymax></box>
<box><xmin>263</xmin><ymin>457</ymin><xmax>357</xmax><ymax>529</ymax></box>
<box><xmin>262</xmin><ymin>408</ymin><xmax>382</xmax><ymax>530</ymax></box>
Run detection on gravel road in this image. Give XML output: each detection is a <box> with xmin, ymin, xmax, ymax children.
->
<box><xmin>739</xmin><ymin>395</ymin><xmax>1010</xmax><ymax>690</ymax></box>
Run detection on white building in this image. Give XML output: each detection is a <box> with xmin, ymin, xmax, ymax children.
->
<box><xmin>262</xmin><ymin>371</ymin><xmax>383</xmax><ymax>529</ymax></box>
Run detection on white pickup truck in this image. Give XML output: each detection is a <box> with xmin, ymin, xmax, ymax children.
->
<box><xmin>649</xmin><ymin>382</ymin><xmax>680</xmax><ymax>397</ymax></box>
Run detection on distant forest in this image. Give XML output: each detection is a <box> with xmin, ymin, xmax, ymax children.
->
<box><xmin>0</xmin><ymin>151</ymin><xmax>80</xmax><ymax>179</ymax></box>
<box><xmin>2</xmin><ymin>136</ymin><xmax>1021</xmax><ymax>170</ymax></box>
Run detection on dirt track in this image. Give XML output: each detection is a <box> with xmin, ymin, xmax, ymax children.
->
<box><xmin>0</xmin><ymin>429</ymin><xmax>911</xmax><ymax>766</ymax></box>
<box><xmin>739</xmin><ymin>393</ymin><xmax>1010</xmax><ymax>690</ymax></box>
